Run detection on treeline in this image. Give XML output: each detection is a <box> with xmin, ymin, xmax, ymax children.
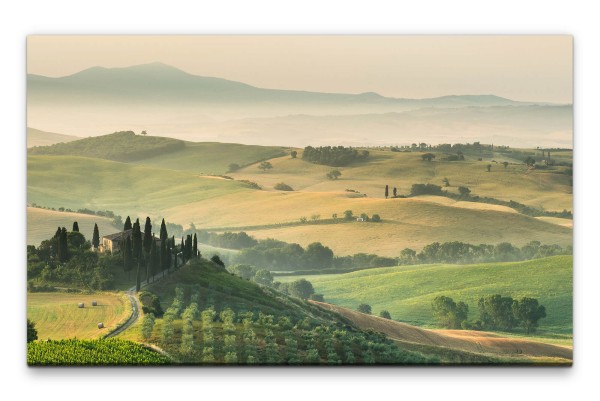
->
<box><xmin>191</xmin><ymin>230</ymin><xmax>570</xmax><ymax>272</ymax></box>
<box><xmin>28</xmin><ymin>131</ymin><xmax>185</xmax><ymax>162</ymax></box>
<box><xmin>401</xmin><ymin>183</ymin><xmax>572</xmax><ymax>219</ymax></box>
<box><xmin>432</xmin><ymin>294</ymin><xmax>547</xmax><ymax>334</ymax></box>
<box><xmin>400</xmin><ymin>240</ymin><xmax>571</xmax><ymax>265</ymax></box>
<box><xmin>302</xmin><ymin>146</ymin><xmax>369</xmax><ymax>167</ymax></box>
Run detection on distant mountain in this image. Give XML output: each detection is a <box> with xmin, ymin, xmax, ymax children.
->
<box><xmin>27</xmin><ymin>127</ymin><xmax>81</xmax><ymax>148</ymax></box>
<box><xmin>26</xmin><ymin>63</ymin><xmax>572</xmax><ymax>148</ymax></box>
<box><xmin>27</xmin><ymin>62</ymin><xmax>533</xmax><ymax>109</ymax></box>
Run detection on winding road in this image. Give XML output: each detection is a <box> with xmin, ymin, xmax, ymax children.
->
<box><xmin>105</xmin><ymin>287</ymin><xmax>141</xmax><ymax>338</ymax></box>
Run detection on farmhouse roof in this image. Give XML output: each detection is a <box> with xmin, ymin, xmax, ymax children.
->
<box><xmin>102</xmin><ymin>229</ymin><xmax>133</xmax><ymax>242</ymax></box>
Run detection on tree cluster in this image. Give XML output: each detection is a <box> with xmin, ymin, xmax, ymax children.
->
<box><xmin>302</xmin><ymin>146</ymin><xmax>369</xmax><ymax>167</ymax></box>
<box><xmin>432</xmin><ymin>294</ymin><xmax>547</xmax><ymax>333</ymax></box>
<box><xmin>399</xmin><ymin>240</ymin><xmax>571</xmax><ymax>265</ymax></box>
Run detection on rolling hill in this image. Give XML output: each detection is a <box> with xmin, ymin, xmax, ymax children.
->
<box><xmin>27</xmin><ymin>127</ymin><xmax>80</xmax><ymax>148</ymax></box>
<box><xmin>277</xmin><ymin>255</ymin><xmax>573</xmax><ymax>336</ymax></box>
<box><xmin>27</xmin><ymin>207</ymin><xmax>121</xmax><ymax>246</ymax></box>
<box><xmin>311</xmin><ymin>301</ymin><xmax>571</xmax><ymax>364</ymax></box>
<box><xmin>27</xmin><ymin>156</ymin><xmax>572</xmax><ymax>256</ymax></box>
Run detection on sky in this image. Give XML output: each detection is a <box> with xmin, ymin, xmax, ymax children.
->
<box><xmin>27</xmin><ymin>35</ymin><xmax>573</xmax><ymax>104</ymax></box>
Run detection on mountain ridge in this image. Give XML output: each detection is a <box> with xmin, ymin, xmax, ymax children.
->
<box><xmin>28</xmin><ymin>62</ymin><xmax>548</xmax><ymax>107</ymax></box>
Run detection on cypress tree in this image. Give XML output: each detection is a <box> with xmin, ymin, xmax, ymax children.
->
<box><xmin>58</xmin><ymin>227</ymin><xmax>68</xmax><ymax>262</ymax></box>
<box><xmin>72</xmin><ymin>221</ymin><xmax>79</xmax><ymax>232</ymax></box>
<box><xmin>132</xmin><ymin>219</ymin><xmax>142</xmax><ymax>291</ymax></box>
<box><xmin>54</xmin><ymin>227</ymin><xmax>61</xmax><ymax>239</ymax></box>
<box><xmin>123</xmin><ymin>236</ymin><xmax>133</xmax><ymax>279</ymax></box>
<box><xmin>193</xmin><ymin>233</ymin><xmax>198</xmax><ymax>259</ymax></box>
<box><xmin>149</xmin><ymin>239</ymin><xmax>158</xmax><ymax>282</ymax></box>
<box><xmin>124</xmin><ymin>216</ymin><xmax>132</xmax><ymax>231</ymax></box>
<box><xmin>160</xmin><ymin>238</ymin><xmax>168</xmax><ymax>277</ymax></box>
<box><xmin>143</xmin><ymin>217</ymin><xmax>153</xmax><ymax>254</ymax></box>
<box><xmin>181</xmin><ymin>237</ymin><xmax>185</xmax><ymax>263</ymax></box>
<box><xmin>160</xmin><ymin>218</ymin><xmax>168</xmax><ymax>242</ymax></box>
<box><xmin>92</xmin><ymin>223</ymin><xmax>100</xmax><ymax>250</ymax></box>
<box><xmin>385</xmin><ymin>185</ymin><xmax>389</xmax><ymax>199</ymax></box>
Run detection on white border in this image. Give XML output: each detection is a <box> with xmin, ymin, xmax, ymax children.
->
<box><xmin>3</xmin><ymin>1</ymin><xmax>599</xmax><ymax>400</ymax></box>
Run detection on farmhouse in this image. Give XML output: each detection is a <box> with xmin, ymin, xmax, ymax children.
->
<box><xmin>99</xmin><ymin>229</ymin><xmax>132</xmax><ymax>253</ymax></box>
<box><xmin>99</xmin><ymin>230</ymin><xmax>162</xmax><ymax>253</ymax></box>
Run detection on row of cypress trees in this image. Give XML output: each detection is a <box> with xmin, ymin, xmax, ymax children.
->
<box><xmin>119</xmin><ymin>216</ymin><xmax>199</xmax><ymax>291</ymax></box>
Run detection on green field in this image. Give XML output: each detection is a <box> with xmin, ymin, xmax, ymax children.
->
<box><xmin>131</xmin><ymin>141</ymin><xmax>287</xmax><ymax>174</ymax></box>
<box><xmin>27</xmin><ymin>292</ymin><xmax>130</xmax><ymax>340</ymax></box>
<box><xmin>277</xmin><ymin>255</ymin><xmax>573</xmax><ymax>336</ymax></box>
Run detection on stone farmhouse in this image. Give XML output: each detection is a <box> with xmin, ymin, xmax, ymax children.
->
<box><xmin>99</xmin><ymin>229</ymin><xmax>161</xmax><ymax>253</ymax></box>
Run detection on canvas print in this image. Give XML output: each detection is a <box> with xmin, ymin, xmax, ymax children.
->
<box><xmin>26</xmin><ymin>35</ymin><xmax>573</xmax><ymax>366</ymax></box>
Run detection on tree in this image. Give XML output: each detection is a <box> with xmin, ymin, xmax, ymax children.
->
<box><xmin>92</xmin><ymin>224</ymin><xmax>100</xmax><ymax>250</ymax></box>
<box><xmin>252</xmin><ymin>269</ymin><xmax>273</xmax><ymax>286</ymax></box>
<box><xmin>159</xmin><ymin>218</ymin><xmax>168</xmax><ymax>242</ymax></box>
<box><xmin>228</xmin><ymin>163</ymin><xmax>240</xmax><ymax>172</ymax></box>
<box><xmin>371</xmin><ymin>214</ymin><xmax>381</xmax><ymax>222</ymax></box>
<box><xmin>524</xmin><ymin>156</ymin><xmax>536</xmax><ymax>167</ymax></box>
<box><xmin>141</xmin><ymin>130</ymin><xmax>147</xmax><ymax>136</ymax></box>
<box><xmin>486</xmin><ymin>164</ymin><xmax>492</xmax><ymax>172</ymax></box>
<box><xmin>379</xmin><ymin>310</ymin><xmax>392</xmax><ymax>319</ymax></box>
<box><xmin>258</xmin><ymin>161</ymin><xmax>273</xmax><ymax>172</ymax></box>
<box><xmin>210</xmin><ymin>254</ymin><xmax>225</xmax><ymax>268</ymax></box>
<box><xmin>274</xmin><ymin>182</ymin><xmax>293</xmax><ymax>191</ymax></box>
<box><xmin>57</xmin><ymin>227</ymin><xmax>69</xmax><ymax>262</ymax></box>
<box><xmin>305</xmin><ymin>242</ymin><xmax>333</xmax><ymax>268</ymax></box>
<box><xmin>123</xmin><ymin>236</ymin><xmax>133</xmax><ymax>278</ymax></box>
<box><xmin>288</xmin><ymin>279</ymin><xmax>315</xmax><ymax>299</ymax></box>
<box><xmin>421</xmin><ymin>153</ymin><xmax>435</xmax><ymax>161</ymax></box>
<box><xmin>27</xmin><ymin>319</ymin><xmax>38</xmax><ymax>342</ymax></box>
<box><xmin>123</xmin><ymin>216</ymin><xmax>132</xmax><ymax>231</ymax></box>
<box><xmin>326</xmin><ymin>169</ymin><xmax>342</xmax><ymax>180</ymax></box>
<box><xmin>442</xmin><ymin>177</ymin><xmax>450</xmax><ymax>187</ymax></box>
<box><xmin>149</xmin><ymin>239</ymin><xmax>159</xmax><ymax>282</ymax></box>
<box><xmin>290</xmin><ymin>150</ymin><xmax>298</xmax><ymax>159</ymax></box>
<box><xmin>458</xmin><ymin>186</ymin><xmax>471</xmax><ymax>197</ymax></box>
<box><xmin>357</xmin><ymin>304</ymin><xmax>372</xmax><ymax>314</ymax></box>
<box><xmin>393</xmin><ymin>187</ymin><xmax>397</xmax><ymax>197</ymax></box>
<box><xmin>432</xmin><ymin>296</ymin><xmax>468</xmax><ymax>329</ymax></box>
<box><xmin>72</xmin><ymin>221</ymin><xmax>79</xmax><ymax>232</ymax></box>
<box><xmin>385</xmin><ymin>184</ymin><xmax>389</xmax><ymax>199</ymax></box>
<box><xmin>513</xmin><ymin>297</ymin><xmax>546</xmax><ymax>334</ymax></box>
<box><xmin>344</xmin><ymin>210</ymin><xmax>353</xmax><ymax>220</ymax></box>
<box><xmin>193</xmin><ymin>233</ymin><xmax>198</xmax><ymax>258</ymax></box>
<box><xmin>478</xmin><ymin>295</ymin><xmax>517</xmax><ymax>331</ymax></box>
<box><xmin>143</xmin><ymin>217</ymin><xmax>153</xmax><ymax>255</ymax></box>
<box><xmin>502</xmin><ymin>161</ymin><xmax>509</xmax><ymax>169</ymax></box>
<box><xmin>132</xmin><ymin>219</ymin><xmax>142</xmax><ymax>292</ymax></box>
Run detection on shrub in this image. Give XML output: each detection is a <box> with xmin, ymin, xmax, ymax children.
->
<box><xmin>357</xmin><ymin>304</ymin><xmax>372</xmax><ymax>314</ymax></box>
<box><xmin>274</xmin><ymin>182</ymin><xmax>294</xmax><ymax>191</ymax></box>
<box><xmin>371</xmin><ymin>214</ymin><xmax>381</xmax><ymax>222</ymax></box>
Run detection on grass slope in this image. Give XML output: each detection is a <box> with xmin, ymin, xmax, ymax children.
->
<box><xmin>277</xmin><ymin>255</ymin><xmax>572</xmax><ymax>336</ymax></box>
<box><xmin>28</xmin><ymin>155</ymin><xmax>571</xmax><ymax>255</ymax></box>
<box><xmin>27</xmin><ymin>207</ymin><xmax>120</xmax><ymax>246</ymax></box>
<box><xmin>230</xmin><ymin>149</ymin><xmax>572</xmax><ymax>212</ymax></box>
<box><xmin>27</xmin><ymin>292</ymin><xmax>130</xmax><ymax>340</ymax></box>
<box><xmin>131</xmin><ymin>141</ymin><xmax>286</xmax><ymax>175</ymax></box>
<box><xmin>28</xmin><ymin>131</ymin><xmax>185</xmax><ymax>162</ymax></box>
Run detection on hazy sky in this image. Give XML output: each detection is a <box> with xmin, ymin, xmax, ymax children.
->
<box><xmin>27</xmin><ymin>35</ymin><xmax>572</xmax><ymax>103</ymax></box>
